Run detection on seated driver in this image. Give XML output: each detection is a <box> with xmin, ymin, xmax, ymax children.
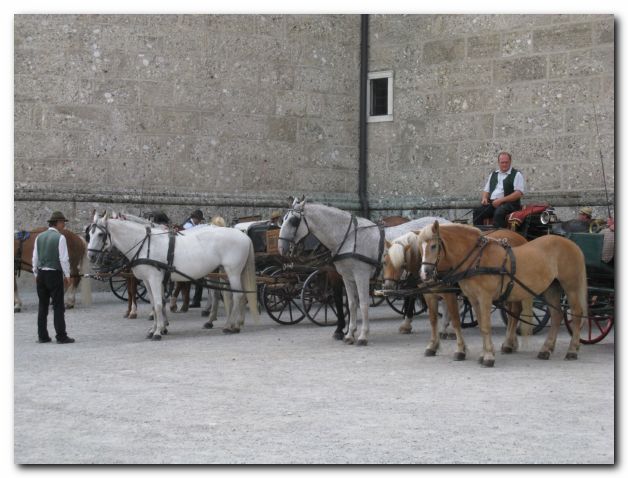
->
<box><xmin>473</xmin><ymin>151</ymin><xmax>525</xmax><ymax>228</ymax></box>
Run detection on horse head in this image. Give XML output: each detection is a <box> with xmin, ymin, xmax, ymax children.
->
<box><xmin>87</xmin><ymin>211</ymin><xmax>111</xmax><ymax>264</ymax></box>
<box><xmin>382</xmin><ymin>239</ymin><xmax>411</xmax><ymax>289</ymax></box>
<box><xmin>278</xmin><ymin>196</ymin><xmax>308</xmax><ymax>256</ymax></box>
<box><xmin>418</xmin><ymin>220</ymin><xmax>442</xmax><ymax>282</ymax></box>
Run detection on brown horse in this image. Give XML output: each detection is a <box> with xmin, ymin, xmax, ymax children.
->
<box><xmin>417</xmin><ymin>222</ymin><xmax>588</xmax><ymax>367</ymax></box>
<box><xmin>14</xmin><ymin>228</ymin><xmax>91</xmax><ymax>312</ymax></box>
<box><xmin>383</xmin><ymin>228</ymin><xmax>530</xmax><ymax>360</ymax></box>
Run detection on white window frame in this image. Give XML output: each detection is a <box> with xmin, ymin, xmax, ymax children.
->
<box><xmin>367</xmin><ymin>70</ymin><xmax>394</xmax><ymax>123</ymax></box>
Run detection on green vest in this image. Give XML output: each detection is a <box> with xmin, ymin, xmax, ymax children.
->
<box><xmin>36</xmin><ymin>229</ymin><xmax>62</xmax><ymax>271</ymax></box>
<box><xmin>489</xmin><ymin>168</ymin><xmax>521</xmax><ymax>207</ymax></box>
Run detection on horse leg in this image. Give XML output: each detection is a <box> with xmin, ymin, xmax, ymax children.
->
<box><xmin>424</xmin><ymin>294</ymin><xmax>440</xmax><ymax>356</ymax></box>
<box><xmin>14</xmin><ymin>276</ymin><xmax>22</xmax><ymax>312</ymax></box>
<box><xmin>145</xmin><ymin>277</ymin><xmax>167</xmax><ymax>340</ymax></box>
<box><xmin>64</xmin><ymin>277</ymin><xmax>78</xmax><ymax>309</ymax></box>
<box><xmin>222</xmin><ymin>271</ymin><xmax>243</xmax><ymax>333</ymax></box>
<box><xmin>169</xmin><ymin>283</ymin><xmax>181</xmax><ymax>312</ymax></box>
<box><xmin>202</xmin><ymin>288</ymin><xmax>219</xmax><ymax>328</ymax></box>
<box><xmin>355</xmin><ymin>274</ymin><xmax>371</xmax><ymax>346</ymax></box>
<box><xmin>332</xmin><ymin>278</ymin><xmax>345</xmax><ymax>340</ymax></box>
<box><xmin>398</xmin><ymin>297</ymin><xmax>413</xmax><ymax>334</ymax></box>
<box><xmin>342</xmin><ymin>279</ymin><xmax>359</xmax><ymax>345</ymax></box>
<box><xmin>538</xmin><ymin>283</ymin><xmax>563</xmax><ymax>360</ymax></box>
<box><xmin>443</xmin><ymin>293</ymin><xmax>466</xmax><ymax>360</ymax></box>
<box><xmin>473</xmin><ymin>296</ymin><xmax>496</xmax><ymax>367</ymax></box>
<box><xmin>179</xmin><ymin>282</ymin><xmax>190</xmax><ymax>312</ymax></box>
<box><xmin>127</xmin><ymin>277</ymin><xmax>138</xmax><ymax>319</ymax></box>
<box><xmin>501</xmin><ymin>301</ymin><xmax>522</xmax><ymax>354</ymax></box>
<box><xmin>563</xmin><ymin>287</ymin><xmax>586</xmax><ymax>361</ymax></box>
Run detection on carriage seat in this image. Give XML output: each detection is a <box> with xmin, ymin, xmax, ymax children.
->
<box><xmin>507</xmin><ymin>203</ymin><xmax>550</xmax><ymax>228</ymax></box>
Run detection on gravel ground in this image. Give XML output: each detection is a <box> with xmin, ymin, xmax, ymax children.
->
<box><xmin>13</xmin><ymin>290</ymin><xmax>615</xmax><ymax>464</ymax></box>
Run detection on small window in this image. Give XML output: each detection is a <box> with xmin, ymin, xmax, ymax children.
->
<box><xmin>367</xmin><ymin>70</ymin><xmax>393</xmax><ymax>122</ymax></box>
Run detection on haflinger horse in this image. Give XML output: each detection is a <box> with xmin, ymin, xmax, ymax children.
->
<box><xmin>279</xmin><ymin>197</ymin><xmax>385</xmax><ymax>346</ymax></box>
<box><xmin>383</xmin><ymin>228</ymin><xmax>530</xmax><ymax>360</ymax></box>
<box><xmin>87</xmin><ymin>212</ymin><xmax>258</xmax><ymax>340</ymax></box>
<box><xmin>14</xmin><ymin>227</ymin><xmax>92</xmax><ymax>312</ymax></box>
<box><xmin>417</xmin><ymin>222</ymin><xmax>588</xmax><ymax>367</ymax></box>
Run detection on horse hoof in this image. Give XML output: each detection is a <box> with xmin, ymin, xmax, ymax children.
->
<box><xmin>501</xmin><ymin>345</ymin><xmax>514</xmax><ymax>354</ymax></box>
<box><xmin>201</xmin><ymin>310</ymin><xmax>210</xmax><ymax>318</ymax></box>
<box><xmin>343</xmin><ymin>337</ymin><xmax>354</xmax><ymax>345</ymax></box>
<box><xmin>446</xmin><ymin>333</ymin><xmax>457</xmax><ymax>340</ymax></box>
<box><xmin>453</xmin><ymin>352</ymin><xmax>466</xmax><ymax>361</ymax></box>
<box><xmin>162</xmin><ymin>329</ymin><xmax>168</xmax><ymax>335</ymax></box>
<box><xmin>399</xmin><ymin>328</ymin><xmax>412</xmax><ymax>335</ymax></box>
<box><xmin>223</xmin><ymin>328</ymin><xmax>235</xmax><ymax>334</ymax></box>
<box><xmin>151</xmin><ymin>334</ymin><xmax>162</xmax><ymax>341</ymax></box>
<box><xmin>203</xmin><ymin>322</ymin><xmax>213</xmax><ymax>329</ymax></box>
<box><xmin>424</xmin><ymin>349</ymin><xmax>437</xmax><ymax>357</ymax></box>
<box><xmin>146</xmin><ymin>332</ymin><xmax>154</xmax><ymax>339</ymax></box>
<box><xmin>482</xmin><ymin>358</ymin><xmax>495</xmax><ymax>368</ymax></box>
<box><xmin>180</xmin><ymin>307</ymin><xmax>188</xmax><ymax>313</ymax></box>
<box><xmin>537</xmin><ymin>351</ymin><xmax>550</xmax><ymax>360</ymax></box>
<box><xmin>565</xmin><ymin>352</ymin><xmax>578</xmax><ymax>361</ymax></box>
<box><xmin>65</xmin><ymin>304</ymin><xmax>74</xmax><ymax>310</ymax></box>
<box><xmin>333</xmin><ymin>331</ymin><xmax>344</xmax><ymax>340</ymax></box>
<box><xmin>356</xmin><ymin>339</ymin><xmax>368</xmax><ymax>346</ymax></box>
<box><xmin>128</xmin><ymin>314</ymin><xmax>137</xmax><ymax>319</ymax></box>
<box><xmin>169</xmin><ymin>306</ymin><xmax>177</xmax><ymax>313</ymax></box>
<box><xmin>14</xmin><ymin>308</ymin><xmax>21</xmax><ymax>313</ymax></box>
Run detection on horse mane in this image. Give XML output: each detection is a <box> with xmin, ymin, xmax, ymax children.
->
<box><xmin>388</xmin><ymin>243</ymin><xmax>406</xmax><ymax>270</ymax></box>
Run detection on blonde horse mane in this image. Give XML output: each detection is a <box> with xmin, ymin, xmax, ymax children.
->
<box><xmin>389</xmin><ymin>231</ymin><xmax>421</xmax><ymax>272</ymax></box>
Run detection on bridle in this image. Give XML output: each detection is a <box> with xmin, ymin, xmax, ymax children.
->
<box><xmin>278</xmin><ymin>208</ymin><xmax>310</xmax><ymax>250</ymax></box>
<box><xmin>420</xmin><ymin>233</ymin><xmax>445</xmax><ymax>281</ymax></box>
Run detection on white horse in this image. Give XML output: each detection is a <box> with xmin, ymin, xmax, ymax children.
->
<box><xmin>279</xmin><ymin>198</ymin><xmax>386</xmax><ymax>346</ymax></box>
<box><xmin>87</xmin><ymin>212</ymin><xmax>258</xmax><ymax>340</ymax></box>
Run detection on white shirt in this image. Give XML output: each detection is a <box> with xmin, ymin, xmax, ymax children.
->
<box><xmin>183</xmin><ymin>220</ymin><xmax>197</xmax><ymax>230</ymax></box>
<box><xmin>483</xmin><ymin>167</ymin><xmax>525</xmax><ymax>200</ymax></box>
<box><xmin>32</xmin><ymin>228</ymin><xmax>71</xmax><ymax>278</ymax></box>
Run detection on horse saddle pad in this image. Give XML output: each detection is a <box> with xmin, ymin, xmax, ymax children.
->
<box><xmin>507</xmin><ymin>203</ymin><xmax>550</xmax><ymax>226</ymax></box>
<box><xmin>15</xmin><ymin>230</ymin><xmax>31</xmax><ymax>241</ymax></box>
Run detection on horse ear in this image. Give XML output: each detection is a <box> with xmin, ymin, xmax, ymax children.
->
<box><xmin>384</xmin><ymin>239</ymin><xmax>392</xmax><ymax>249</ymax></box>
<box><xmin>299</xmin><ymin>195</ymin><xmax>306</xmax><ymax>202</ymax></box>
<box><xmin>103</xmin><ymin>211</ymin><xmax>109</xmax><ymax>221</ymax></box>
<box><xmin>111</xmin><ymin>211</ymin><xmax>118</xmax><ymax>219</ymax></box>
<box><xmin>92</xmin><ymin>211</ymin><xmax>99</xmax><ymax>223</ymax></box>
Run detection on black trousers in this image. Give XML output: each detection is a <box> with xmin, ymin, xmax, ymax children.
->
<box><xmin>472</xmin><ymin>202</ymin><xmax>520</xmax><ymax>228</ymax></box>
<box><xmin>36</xmin><ymin>270</ymin><xmax>68</xmax><ymax>341</ymax></box>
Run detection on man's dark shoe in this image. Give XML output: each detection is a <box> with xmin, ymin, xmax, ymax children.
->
<box><xmin>56</xmin><ymin>336</ymin><xmax>75</xmax><ymax>344</ymax></box>
<box><xmin>38</xmin><ymin>337</ymin><xmax>52</xmax><ymax>343</ymax></box>
<box><xmin>189</xmin><ymin>303</ymin><xmax>201</xmax><ymax>308</ymax></box>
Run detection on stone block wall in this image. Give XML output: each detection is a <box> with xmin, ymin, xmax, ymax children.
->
<box><xmin>14</xmin><ymin>14</ymin><xmax>361</xmax><ymax>230</ymax></box>
<box><xmin>367</xmin><ymin>14</ymin><xmax>614</xmax><ymax>220</ymax></box>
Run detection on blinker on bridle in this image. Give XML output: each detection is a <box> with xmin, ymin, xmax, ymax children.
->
<box><xmin>278</xmin><ymin>209</ymin><xmax>309</xmax><ymax>247</ymax></box>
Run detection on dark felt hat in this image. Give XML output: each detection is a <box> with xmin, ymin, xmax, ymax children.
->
<box><xmin>48</xmin><ymin>211</ymin><xmax>68</xmax><ymax>223</ymax></box>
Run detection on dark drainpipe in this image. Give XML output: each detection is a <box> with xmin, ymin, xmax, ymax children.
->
<box><xmin>358</xmin><ymin>14</ymin><xmax>369</xmax><ymax>219</ymax></box>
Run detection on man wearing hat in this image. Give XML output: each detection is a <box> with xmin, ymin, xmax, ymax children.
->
<box><xmin>577</xmin><ymin>207</ymin><xmax>593</xmax><ymax>223</ymax></box>
<box><xmin>32</xmin><ymin>211</ymin><xmax>75</xmax><ymax>344</ymax></box>
<box><xmin>183</xmin><ymin>209</ymin><xmax>204</xmax><ymax>230</ymax></box>
<box><xmin>269</xmin><ymin>210</ymin><xmax>283</xmax><ymax>227</ymax></box>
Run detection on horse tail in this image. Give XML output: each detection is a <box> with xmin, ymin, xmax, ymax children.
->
<box><xmin>242</xmin><ymin>240</ymin><xmax>259</xmax><ymax>323</ymax></box>
<box><xmin>79</xmin><ymin>236</ymin><xmax>93</xmax><ymax>306</ymax></box>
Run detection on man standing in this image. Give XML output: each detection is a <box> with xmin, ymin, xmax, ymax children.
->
<box><xmin>473</xmin><ymin>152</ymin><xmax>525</xmax><ymax>228</ymax></box>
<box><xmin>32</xmin><ymin>211</ymin><xmax>75</xmax><ymax>344</ymax></box>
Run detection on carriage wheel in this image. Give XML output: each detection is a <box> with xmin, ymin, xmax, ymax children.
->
<box><xmin>499</xmin><ymin>298</ymin><xmax>550</xmax><ymax>335</ymax></box>
<box><xmin>300</xmin><ymin>269</ymin><xmax>349</xmax><ymax>326</ymax></box>
<box><xmin>564</xmin><ymin>290</ymin><xmax>614</xmax><ymax>345</ymax></box>
<box><xmin>261</xmin><ymin>269</ymin><xmax>307</xmax><ymax>325</ymax></box>
<box><xmin>457</xmin><ymin>295</ymin><xmax>478</xmax><ymax>328</ymax></box>
<box><xmin>109</xmin><ymin>275</ymin><xmax>131</xmax><ymax>302</ymax></box>
<box><xmin>385</xmin><ymin>294</ymin><xmax>427</xmax><ymax>317</ymax></box>
<box><xmin>369</xmin><ymin>281</ymin><xmax>385</xmax><ymax>307</ymax></box>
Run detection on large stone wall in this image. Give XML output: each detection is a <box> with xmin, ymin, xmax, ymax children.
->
<box><xmin>14</xmin><ymin>14</ymin><xmax>361</xmax><ymax>230</ymax></box>
<box><xmin>14</xmin><ymin>14</ymin><xmax>614</xmax><ymax>231</ymax></box>
<box><xmin>367</xmin><ymin>14</ymin><xmax>614</xmax><ymax>219</ymax></box>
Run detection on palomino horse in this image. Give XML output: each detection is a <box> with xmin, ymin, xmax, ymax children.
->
<box><xmin>279</xmin><ymin>198</ymin><xmax>385</xmax><ymax>346</ymax></box>
<box><xmin>418</xmin><ymin>222</ymin><xmax>588</xmax><ymax>366</ymax></box>
<box><xmin>87</xmin><ymin>212</ymin><xmax>258</xmax><ymax>340</ymax></box>
<box><xmin>383</xmin><ymin>228</ymin><xmax>530</xmax><ymax>360</ymax></box>
<box><xmin>383</xmin><ymin>216</ymin><xmax>452</xmax><ymax>335</ymax></box>
<box><xmin>14</xmin><ymin>228</ymin><xmax>91</xmax><ymax>312</ymax></box>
